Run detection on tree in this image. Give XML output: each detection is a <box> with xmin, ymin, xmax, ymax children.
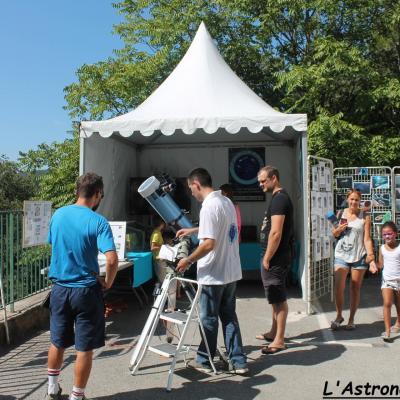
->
<box><xmin>0</xmin><ymin>155</ymin><xmax>36</xmax><ymax>210</ymax></box>
<box><xmin>18</xmin><ymin>132</ymin><xmax>79</xmax><ymax>209</ymax></box>
<box><xmin>64</xmin><ymin>0</ymin><xmax>400</xmax><ymax>167</ymax></box>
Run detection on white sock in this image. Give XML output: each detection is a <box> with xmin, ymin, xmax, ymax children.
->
<box><xmin>47</xmin><ymin>368</ymin><xmax>60</xmax><ymax>395</ymax></box>
<box><xmin>70</xmin><ymin>386</ymin><xmax>85</xmax><ymax>400</ymax></box>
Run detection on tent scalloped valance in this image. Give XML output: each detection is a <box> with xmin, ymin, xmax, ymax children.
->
<box><xmin>80</xmin><ymin>22</ymin><xmax>306</xmax><ymax>140</ymax></box>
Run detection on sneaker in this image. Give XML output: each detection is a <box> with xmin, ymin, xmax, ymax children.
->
<box><xmin>44</xmin><ymin>387</ymin><xmax>62</xmax><ymax>400</ymax></box>
<box><xmin>188</xmin><ymin>360</ymin><xmax>213</xmax><ymax>373</ymax></box>
<box><xmin>230</xmin><ymin>365</ymin><xmax>249</xmax><ymax>375</ymax></box>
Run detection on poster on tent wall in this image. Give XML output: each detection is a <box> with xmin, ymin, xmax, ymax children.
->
<box><xmin>22</xmin><ymin>201</ymin><xmax>52</xmax><ymax>248</ymax></box>
<box><xmin>229</xmin><ymin>147</ymin><xmax>265</xmax><ymax>201</ymax></box>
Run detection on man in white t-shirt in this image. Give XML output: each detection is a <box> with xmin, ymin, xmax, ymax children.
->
<box><xmin>176</xmin><ymin>168</ymin><xmax>247</xmax><ymax>375</ymax></box>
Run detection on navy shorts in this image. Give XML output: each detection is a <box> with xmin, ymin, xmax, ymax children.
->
<box><xmin>261</xmin><ymin>263</ymin><xmax>289</xmax><ymax>304</ymax></box>
<box><xmin>50</xmin><ymin>283</ymin><xmax>105</xmax><ymax>351</ymax></box>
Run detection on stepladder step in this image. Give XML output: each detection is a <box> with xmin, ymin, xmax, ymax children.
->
<box><xmin>160</xmin><ymin>310</ymin><xmax>192</xmax><ymax>324</ymax></box>
<box><xmin>149</xmin><ymin>342</ymin><xmax>190</xmax><ymax>358</ymax></box>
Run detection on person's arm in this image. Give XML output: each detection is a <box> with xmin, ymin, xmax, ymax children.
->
<box><xmin>331</xmin><ymin>209</ymin><xmax>348</xmax><ymax>238</ymax></box>
<box><xmin>151</xmin><ymin>242</ymin><xmax>162</xmax><ymax>252</ymax></box>
<box><xmin>98</xmin><ymin>250</ymin><xmax>118</xmax><ymax>289</ymax></box>
<box><xmin>263</xmin><ymin>215</ymin><xmax>285</xmax><ymax>270</ymax></box>
<box><xmin>375</xmin><ymin>247</ymin><xmax>384</xmax><ymax>271</ymax></box>
<box><xmin>176</xmin><ymin>238</ymin><xmax>215</xmax><ymax>273</ymax></box>
<box><xmin>363</xmin><ymin>215</ymin><xmax>375</xmax><ymax>264</ymax></box>
<box><xmin>236</xmin><ymin>204</ymin><xmax>242</xmax><ymax>237</ymax></box>
<box><xmin>331</xmin><ymin>223</ymin><xmax>348</xmax><ymax>238</ymax></box>
<box><xmin>176</xmin><ymin>227</ymin><xmax>199</xmax><ymax>238</ymax></box>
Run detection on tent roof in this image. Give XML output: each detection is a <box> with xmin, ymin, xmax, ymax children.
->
<box><xmin>80</xmin><ymin>22</ymin><xmax>307</xmax><ymax>139</ymax></box>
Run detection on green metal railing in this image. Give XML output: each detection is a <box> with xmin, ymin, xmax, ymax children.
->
<box><xmin>0</xmin><ymin>211</ymin><xmax>51</xmax><ymax>311</ymax></box>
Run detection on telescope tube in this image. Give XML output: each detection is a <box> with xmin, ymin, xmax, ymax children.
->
<box><xmin>138</xmin><ymin>176</ymin><xmax>198</xmax><ymax>243</ymax></box>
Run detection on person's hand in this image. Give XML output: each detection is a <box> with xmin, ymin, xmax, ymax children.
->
<box><xmin>263</xmin><ymin>258</ymin><xmax>270</xmax><ymax>271</ymax></box>
<box><xmin>337</xmin><ymin>222</ymin><xmax>348</xmax><ymax>233</ymax></box>
<box><xmin>176</xmin><ymin>257</ymin><xmax>190</xmax><ymax>273</ymax></box>
<box><xmin>333</xmin><ymin>222</ymin><xmax>348</xmax><ymax>238</ymax></box>
<box><xmin>97</xmin><ymin>276</ymin><xmax>107</xmax><ymax>289</ymax></box>
<box><xmin>369</xmin><ymin>261</ymin><xmax>378</xmax><ymax>274</ymax></box>
<box><xmin>176</xmin><ymin>228</ymin><xmax>191</xmax><ymax>238</ymax></box>
<box><xmin>97</xmin><ymin>276</ymin><xmax>113</xmax><ymax>290</ymax></box>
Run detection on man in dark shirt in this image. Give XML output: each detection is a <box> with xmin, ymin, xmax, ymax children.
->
<box><xmin>257</xmin><ymin>166</ymin><xmax>294</xmax><ymax>354</ymax></box>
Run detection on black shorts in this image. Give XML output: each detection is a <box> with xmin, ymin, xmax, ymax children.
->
<box><xmin>261</xmin><ymin>263</ymin><xmax>289</xmax><ymax>304</ymax></box>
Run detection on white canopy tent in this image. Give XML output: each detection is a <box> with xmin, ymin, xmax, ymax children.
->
<box><xmin>80</xmin><ymin>22</ymin><xmax>309</xmax><ymax>299</ymax></box>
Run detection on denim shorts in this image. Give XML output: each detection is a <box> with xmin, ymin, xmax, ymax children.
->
<box><xmin>334</xmin><ymin>255</ymin><xmax>368</xmax><ymax>270</ymax></box>
<box><xmin>50</xmin><ymin>283</ymin><xmax>105</xmax><ymax>351</ymax></box>
<box><xmin>381</xmin><ymin>278</ymin><xmax>400</xmax><ymax>291</ymax></box>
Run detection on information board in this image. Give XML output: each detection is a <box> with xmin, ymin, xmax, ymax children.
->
<box><xmin>22</xmin><ymin>201</ymin><xmax>52</xmax><ymax>248</ymax></box>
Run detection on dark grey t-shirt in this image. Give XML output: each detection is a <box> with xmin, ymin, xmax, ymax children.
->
<box><xmin>260</xmin><ymin>189</ymin><xmax>294</xmax><ymax>266</ymax></box>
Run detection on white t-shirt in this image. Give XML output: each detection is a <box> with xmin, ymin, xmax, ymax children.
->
<box><xmin>381</xmin><ymin>244</ymin><xmax>400</xmax><ymax>281</ymax></box>
<box><xmin>197</xmin><ymin>190</ymin><xmax>242</xmax><ymax>285</ymax></box>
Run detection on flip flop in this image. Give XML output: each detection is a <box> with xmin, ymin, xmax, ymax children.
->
<box><xmin>330</xmin><ymin>318</ymin><xmax>344</xmax><ymax>330</ymax></box>
<box><xmin>255</xmin><ymin>333</ymin><xmax>274</xmax><ymax>342</ymax></box>
<box><xmin>261</xmin><ymin>345</ymin><xmax>287</xmax><ymax>355</ymax></box>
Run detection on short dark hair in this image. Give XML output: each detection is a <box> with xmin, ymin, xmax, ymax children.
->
<box><xmin>258</xmin><ymin>165</ymin><xmax>280</xmax><ymax>180</ymax></box>
<box><xmin>220</xmin><ymin>183</ymin><xmax>233</xmax><ymax>200</ymax></box>
<box><xmin>75</xmin><ymin>172</ymin><xmax>104</xmax><ymax>199</ymax></box>
<box><xmin>187</xmin><ymin>168</ymin><xmax>212</xmax><ymax>187</ymax></box>
<box><xmin>382</xmin><ymin>221</ymin><xmax>398</xmax><ymax>233</ymax></box>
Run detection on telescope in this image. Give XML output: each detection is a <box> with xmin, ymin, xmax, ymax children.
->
<box><xmin>138</xmin><ymin>175</ymin><xmax>198</xmax><ymax>244</ymax></box>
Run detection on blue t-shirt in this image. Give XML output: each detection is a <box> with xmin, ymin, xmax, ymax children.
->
<box><xmin>48</xmin><ymin>204</ymin><xmax>116</xmax><ymax>287</ymax></box>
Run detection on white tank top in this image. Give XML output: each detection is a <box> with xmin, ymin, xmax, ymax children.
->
<box><xmin>334</xmin><ymin>210</ymin><xmax>366</xmax><ymax>263</ymax></box>
<box><xmin>381</xmin><ymin>244</ymin><xmax>400</xmax><ymax>281</ymax></box>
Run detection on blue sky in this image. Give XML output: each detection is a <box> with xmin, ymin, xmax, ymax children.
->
<box><xmin>0</xmin><ymin>1</ymin><xmax>124</xmax><ymax>161</ymax></box>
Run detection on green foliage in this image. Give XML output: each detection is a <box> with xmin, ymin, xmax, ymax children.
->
<box><xmin>18</xmin><ymin>133</ymin><xmax>79</xmax><ymax>209</ymax></box>
<box><xmin>0</xmin><ymin>156</ymin><xmax>36</xmax><ymax>210</ymax></box>
<box><xmin>63</xmin><ymin>0</ymin><xmax>400</xmax><ymax>167</ymax></box>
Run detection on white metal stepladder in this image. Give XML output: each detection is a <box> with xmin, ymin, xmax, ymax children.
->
<box><xmin>129</xmin><ymin>272</ymin><xmax>220</xmax><ymax>391</ymax></box>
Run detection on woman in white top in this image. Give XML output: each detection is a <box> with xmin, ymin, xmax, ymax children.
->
<box><xmin>331</xmin><ymin>189</ymin><xmax>376</xmax><ymax>330</ymax></box>
<box><xmin>373</xmin><ymin>221</ymin><xmax>400</xmax><ymax>342</ymax></box>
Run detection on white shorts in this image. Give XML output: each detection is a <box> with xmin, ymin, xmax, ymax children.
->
<box><xmin>381</xmin><ymin>278</ymin><xmax>400</xmax><ymax>291</ymax></box>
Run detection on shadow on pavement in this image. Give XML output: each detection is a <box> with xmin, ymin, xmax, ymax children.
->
<box><xmin>91</xmin><ymin>371</ymin><xmax>275</xmax><ymax>400</ymax></box>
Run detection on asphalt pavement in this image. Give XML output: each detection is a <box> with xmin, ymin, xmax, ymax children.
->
<box><xmin>1</xmin><ymin>274</ymin><xmax>399</xmax><ymax>400</ymax></box>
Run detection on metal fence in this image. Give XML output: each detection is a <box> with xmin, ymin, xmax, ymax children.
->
<box><xmin>0</xmin><ymin>211</ymin><xmax>51</xmax><ymax>311</ymax></box>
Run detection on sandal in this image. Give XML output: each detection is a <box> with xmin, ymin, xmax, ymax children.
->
<box><xmin>344</xmin><ymin>323</ymin><xmax>356</xmax><ymax>330</ymax></box>
<box><xmin>330</xmin><ymin>318</ymin><xmax>344</xmax><ymax>330</ymax></box>
<box><xmin>261</xmin><ymin>345</ymin><xmax>287</xmax><ymax>355</ymax></box>
<box><xmin>255</xmin><ymin>333</ymin><xmax>274</xmax><ymax>342</ymax></box>
<box><xmin>381</xmin><ymin>332</ymin><xmax>394</xmax><ymax>343</ymax></box>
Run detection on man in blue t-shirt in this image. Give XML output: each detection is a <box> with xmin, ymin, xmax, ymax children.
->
<box><xmin>45</xmin><ymin>172</ymin><xmax>118</xmax><ymax>400</ymax></box>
